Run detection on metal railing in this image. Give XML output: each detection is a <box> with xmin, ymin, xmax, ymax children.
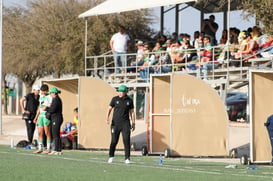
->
<box><xmin>85</xmin><ymin>44</ymin><xmax>273</xmax><ymax>86</ymax></box>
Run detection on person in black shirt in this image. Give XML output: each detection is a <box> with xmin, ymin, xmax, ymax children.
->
<box><xmin>106</xmin><ymin>85</ymin><xmax>135</xmax><ymax>164</ymax></box>
<box><xmin>265</xmin><ymin>114</ymin><xmax>273</xmax><ymax>164</ymax></box>
<box><xmin>201</xmin><ymin>15</ymin><xmax>219</xmax><ymax>46</ymax></box>
<box><xmin>20</xmin><ymin>85</ymin><xmax>40</xmax><ymax>145</ymax></box>
<box><xmin>47</xmin><ymin>87</ymin><xmax>63</xmax><ymax>155</ymax></box>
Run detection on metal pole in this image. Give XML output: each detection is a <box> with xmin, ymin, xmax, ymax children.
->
<box><xmin>84</xmin><ymin>17</ymin><xmax>88</xmax><ymax>77</ymax></box>
<box><xmin>227</xmin><ymin>0</ymin><xmax>230</xmax><ymax>44</ymax></box>
<box><xmin>0</xmin><ymin>0</ymin><xmax>3</xmax><ymax>135</ymax></box>
<box><xmin>160</xmin><ymin>6</ymin><xmax>164</xmax><ymax>35</ymax></box>
<box><xmin>227</xmin><ymin>0</ymin><xmax>230</xmax><ymax>66</ymax></box>
<box><xmin>175</xmin><ymin>4</ymin><xmax>179</xmax><ymax>34</ymax></box>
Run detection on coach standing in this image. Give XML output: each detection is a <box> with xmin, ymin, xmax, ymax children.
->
<box><xmin>47</xmin><ymin>87</ymin><xmax>63</xmax><ymax>155</ymax></box>
<box><xmin>106</xmin><ymin>85</ymin><xmax>135</xmax><ymax>164</ymax></box>
<box><xmin>20</xmin><ymin>85</ymin><xmax>40</xmax><ymax>146</ymax></box>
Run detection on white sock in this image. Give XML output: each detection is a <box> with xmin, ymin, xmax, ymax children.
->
<box><xmin>47</xmin><ymin>141</ymin><xmax>51</xmax><ymax>151</ymax></box>
<box><xmin>38</xmin><ymin>142</ymin><xmax>44</xmax><ymax>151</ymax></box>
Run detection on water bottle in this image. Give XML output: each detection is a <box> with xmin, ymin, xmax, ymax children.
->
<box><xmin>10</xmin><ymin>139</ymin><xmax>14</xmax><ymax>149</ymax></box>
<box><xmin>72</xmin><ymin>141</ymin><xmax>77</xmax><ymax>150</ymax></box>
<box><xmin>67</xmin><ymin>122</ymin><xmax>72</xmax><ymax>132</ymax></box>
<box><xmin>158</xmin><ymin>154</ymin><xmax>163</xmax><ymax>165</ymax></box>
<box><xmin>247</xmin><ymin>165</ymin><xmax>257</xmax><ymax>170</ymax></box>
<box><xmin>62</xmin><ymin>124</ymin><xmax>67</xmax><ymax>132</ymax></box>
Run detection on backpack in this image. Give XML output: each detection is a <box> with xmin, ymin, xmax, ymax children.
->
<box><xmin>16</xmin><ymin>140</ymin><xmax>29</xmax><ymax>148</ymax></box>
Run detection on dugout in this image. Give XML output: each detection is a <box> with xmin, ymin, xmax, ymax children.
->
<box><xmin>43</xmin><ymin>77</ymin><xmax>123</xmax><ymax>149</ymax></box>
<box><xmin>148</xmin><ymin>74</ymin><xmax>229</xmax><ymax>157</ymax></box>
<box><xmin>249</xmin><ymin>70</ymin><xmax>273</xmax><ymax>164</ymax></box>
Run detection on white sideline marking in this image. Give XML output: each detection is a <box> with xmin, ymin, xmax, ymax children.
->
<box><xmin>0</xmin><ymin>150</ymin><xmax>272</xmax><ymax>179</ymax></box>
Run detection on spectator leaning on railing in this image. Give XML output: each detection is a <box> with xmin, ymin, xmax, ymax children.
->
<box><xmin>234</xmin><ymin>31</ymin><xmax>258</xmax><ymax>63</ymax></box>
<box><xmin>196</xmin><ymin>36</ymin><xmax>218</xmax><ymax>80</ymax></box>
<box><xmin>102</xmin><ymin>25</ymin><xmax>273</xmax><ymax>82</ymax></box>
<box><xmin>127</xmin><ymin>40</ymin><xmax>145</xmax><ymax>73</ymax></box>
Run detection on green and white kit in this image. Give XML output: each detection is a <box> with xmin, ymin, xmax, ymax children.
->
<box><xmin>38</xmin><ymin>95</ymin><xmax>52</xmax><ymax>127</ymax></box>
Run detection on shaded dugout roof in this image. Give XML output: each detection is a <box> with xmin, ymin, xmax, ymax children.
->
<box><xmin>79</xmin><ymin>0</ymin><xmax>196</xmax><ymax>18</ymax></box>
<box><xmin>79</xmin><ymin>0</ymin><xmax>242</xmax><ymax>18</ymax></box>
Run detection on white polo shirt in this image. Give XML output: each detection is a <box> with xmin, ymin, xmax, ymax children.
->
<box><xmin>111</xmin><ymin>32</ymin><xmax>130</xmax><ymax>52</ymax></box>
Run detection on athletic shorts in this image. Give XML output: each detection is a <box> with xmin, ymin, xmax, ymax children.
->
<box><xmin>37</xmin><ymin>116</ymin><xmax>51</xmax><ymax>127</ymax></box>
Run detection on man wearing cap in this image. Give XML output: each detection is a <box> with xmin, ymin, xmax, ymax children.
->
<box><xmin>20</xmin><ymin>85</ymin><xmax>40</xmax><ymax>146</ymax></box>
<box><xmin>106</xmin><ymin>85</ymin><xmax>135</xmax><ymax>164</ymax></box>
<box><xmin>127</xmin><ymin>40</ymin><xmax>145</xmax><ymax>73</ymax></box>
<box><xmin>47</xmin><ymin>87</ymin><xmax>63</xmax><ymax>155</ymax></box>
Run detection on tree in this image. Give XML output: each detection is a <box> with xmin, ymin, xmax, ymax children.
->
<box><xmin>3</xmin><ymin>0</ymin><xmax>156</xmax><ymax>91</ymax></box>
<box><xmin>3</xmin><ymin>7</ymin><xmax>40</xmax><ymax>92</ymax></box>
<box><xmin>241</xmin><ymin>0</ymin><xmax>273</xmax><ymax>36</ymax></box>
<box><xmin>201</xmin><ymin>0</ymin><xmax>273</xmax><ymax>36</ymax></box>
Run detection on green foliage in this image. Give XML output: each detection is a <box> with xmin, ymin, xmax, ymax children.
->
<box><xmin>241</xmin><ymin>0</ymin><xmax>273</xmax><ymax>36</ymax></box>
<box><xmin>3</xmin><ymin>0</ymin><xmax>155</xmax><ymax>89</ymax></box>
<box><xmin>85</xmin><ymin>10</ymin><xmax>155</xmax><ymax>55</ymax></box>
<box><xmin>194</xmin><ymin>0</ymin><xmax>272</xmax><ymax>36</ymax></box>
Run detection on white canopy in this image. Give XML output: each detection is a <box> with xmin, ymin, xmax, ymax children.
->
<box><xmin>79</xmin><ymin>0</ymin><xmax>195</xmax><ymax>18</ymax></box>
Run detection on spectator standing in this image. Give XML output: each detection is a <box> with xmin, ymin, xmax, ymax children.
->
<box><xmin>47</xmin><ymin>87</ymin><xmax>63</xmax><ymax>155</ymax></box>
<box><xmin>106</xmin><ymin>85</ymin><xmax>135</xmax><ymax>164</ymax></box>
<box><xmin>201</xmin><ymin>15</ymin><xmax>219</xmax><ymax>45</ymax></box>
<box><xmin>110</xmin><ymin>26</ymin><xmax>130</xmax><ymax>73</ymax></box>
<box><xmin>20</xmin><ymin>85</ymin><xmax>40</xmax><ymax>146</ymax></box>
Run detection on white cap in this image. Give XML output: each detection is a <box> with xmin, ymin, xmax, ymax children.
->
<box><xmin>136</xmin><ymin>40</ymin><xmax>143</xmax><ymax>45</ymax></box>
<box><xmin>33</xmin><ymin>85</ymin><xmax>40</xmax><ymax>91</ymax></box>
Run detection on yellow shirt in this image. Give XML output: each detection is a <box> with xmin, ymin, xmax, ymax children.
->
<box><xmin>73</xmin><ymin>116</ymin><xmax>78</xmax><ymax>127</ymax></box>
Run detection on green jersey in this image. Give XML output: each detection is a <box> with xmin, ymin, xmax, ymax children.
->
<box><xmin>39</xmin><ymin>95</ymin><xmax>52</xmax><ymax>116</ymax></box>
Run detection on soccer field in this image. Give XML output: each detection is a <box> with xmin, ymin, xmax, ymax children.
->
<box><xmin>0</xmin><ymin>145</ymin><xmax>272</xmax><ymax>181</ymax></box>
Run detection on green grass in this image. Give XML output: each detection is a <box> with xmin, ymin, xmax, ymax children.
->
<box><xmin>0</xmin><ymin>145</ymin><xmax>272</xmax><ymax>181</ymax></box>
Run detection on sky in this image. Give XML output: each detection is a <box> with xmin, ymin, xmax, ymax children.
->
<box><xmin>151</xmin><ymin>4</ymin><xmax>256</xmax><ymax>41</ymax></box>
<box><xmin>4</xmin><ymin>0</ymin><xmax>256</xmax><ymax>42</ymax></box>
<box><xmin>3</xmin><ymin>0</ymin><xmax>27</xmax><ymax>7</ymax></box>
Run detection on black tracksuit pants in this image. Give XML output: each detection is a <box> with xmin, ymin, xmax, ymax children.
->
<box><xmin>51</xmin><ymin>115</ymin><xmax>63</xmax><ymax>152</ymax></box>
<box><xmin>109</xmin><ymin>124</ymin><xmax>131</xmax><ymax>160</ymax></box>
<box><xmin>266</xmin><ymin>115</ymin><xmax>273</xmax><ymax>162</ymax></box>
<box><xmin>25</xmin><ymin>119</ymin><xmax>36</xmax><ymax>144</ymax></box>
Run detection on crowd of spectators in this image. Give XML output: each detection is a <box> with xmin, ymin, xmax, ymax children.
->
<box><xmin>110</xmin><ymin>23</ymin><xmax>273</xmax><ymax>81</ymax></box>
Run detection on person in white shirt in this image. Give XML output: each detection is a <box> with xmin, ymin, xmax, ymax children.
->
<box><xmin>110</xmin><ymin>26</ymin><xmax>130</xmax><ymax>73</ymax></box>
